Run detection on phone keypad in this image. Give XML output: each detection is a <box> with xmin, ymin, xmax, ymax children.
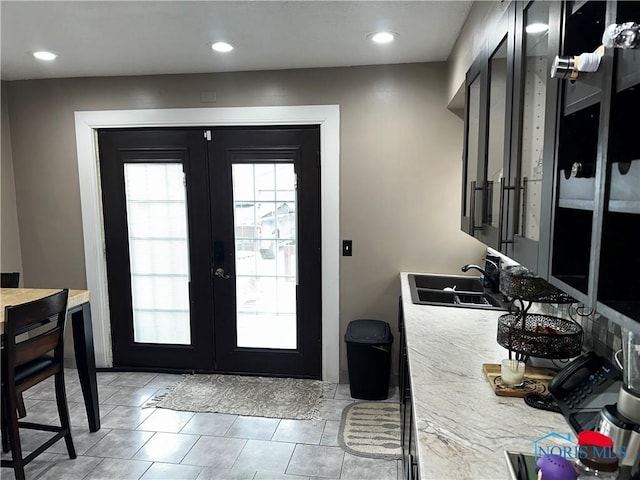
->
<box><xmin>562</xmin><ymin>372</ymin><xmax>609</xmax><ymax>410</ymax></box>
<box><xmin>563</xmin><ymin>382</ymin><xmax>597</xmax><ymax>409</ymax></box>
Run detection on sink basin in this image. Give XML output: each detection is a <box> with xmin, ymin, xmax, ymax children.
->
<box><xmin>411</xmin><ymin>274</ymin><xmax>484</xmax><ymax>293</ymax></box>
<box><xmin>416</xmin><ymin>289</ymin><xmax>456</xmax><ymax>304</ymax></box>
<box><xmin>408</xmin><ymin>274</ymin><xmax>509</xmax><ymax>310</ymax></box>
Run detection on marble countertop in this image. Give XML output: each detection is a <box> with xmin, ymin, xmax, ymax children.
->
<box><xmin>400</xmin><ymin>272</ymin><xmax>569</xmax><ymax>479</ymax></box>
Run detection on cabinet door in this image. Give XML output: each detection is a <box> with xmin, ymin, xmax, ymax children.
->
<box><xmin>476</xmin><ymin>34</ymin><xmax>511</xmax><ymax>249</ymax></box>
<box><xmin>595</xmin><ymin>1</ymin><xmax>640</xmax><ymax>326</ymax></box>
<box><xmin>549</xmin><ymin>0</ymin><xmax>608</xmax><ymax>305</ymax></box>
<box><xmin>509</xmin><ymin>0</ymin><xmax>562</xmax><ymax>275</ymax></box>
<box><xmin>461</xmin><ymin>6</ymin><xmax>515</xmax><ymax>250</ymax></box>
<box><xmin>461</xmin><ymin>63</ymin><xmax>484</xmax><ymax>236</ymax></box>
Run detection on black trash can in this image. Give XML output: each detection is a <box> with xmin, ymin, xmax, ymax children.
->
<box><xmin>345</xmin><ymin>319</ymin><xmax>394</xmax><ymax>400</ymax></box>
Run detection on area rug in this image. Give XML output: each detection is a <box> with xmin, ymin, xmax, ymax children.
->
<box><xmin>338</xmin><ymin>401</ymin><xmax>402</xmax><ymax>459</ymax></box>
<box><xmin>146</xmin><ymin>374</ymin><xmax>323</xmax><ymax>420</ymax></box>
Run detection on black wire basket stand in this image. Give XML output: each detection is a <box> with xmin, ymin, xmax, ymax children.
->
<box><xmin>497</xmin><ymin>269</ymin><xmax>583</xmax><ymax>363</ymax></box>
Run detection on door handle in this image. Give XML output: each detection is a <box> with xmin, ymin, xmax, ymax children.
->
<box><xmin>214</xmin><ymin>267</ymin><xmax>231</xmax><ymax>279</ymax></box>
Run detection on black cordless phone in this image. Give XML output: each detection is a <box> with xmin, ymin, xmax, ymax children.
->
<box><xmin>548</xmin><ymin>352</ymin><xmax>623</xmax><ymax>433</ymax></box>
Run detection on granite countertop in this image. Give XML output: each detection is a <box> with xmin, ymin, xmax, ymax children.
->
<box><xmin>400</xmin><ymin>272</ymin><xmax>570</xmax><ymax>479</ymax></box>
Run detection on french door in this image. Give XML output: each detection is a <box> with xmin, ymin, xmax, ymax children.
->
<box><xmin>98</xmin><ymin>126</ymin><xmax>321</xmax><ymax>378</ymax></box>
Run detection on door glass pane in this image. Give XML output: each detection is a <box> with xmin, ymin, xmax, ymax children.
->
<box><xmin>124</xmin><ymin>163</ymin><xmax>190</xmax><ymax>345</ymax></box>
<box><xmin>232</xmin><ymin>163</ymin><xmax>297</xmax><ymax>349</ymax></box>
<box><xmin>465</xmin><ymin>75</ymin><xmax>481</xmax><ymax>219</ymax></box>
<box><xmin>520</xmin><ymin>1</ymin><xmax>550</xmax><ymax>241</ymax></box>
<box><xmin>487</xmin><ymin>38</ymin><xmax>508</xmax><ymax>228</ymax></box>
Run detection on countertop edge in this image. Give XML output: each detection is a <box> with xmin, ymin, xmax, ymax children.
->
<box><xmin>399</xmin><ymin>272</ymin><xmax>569</xmax><ymax>480</ymax></box>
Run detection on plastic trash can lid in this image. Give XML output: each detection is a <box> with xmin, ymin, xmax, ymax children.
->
<box><xmin>345</xmin><ymin>319</ymin><xmax>393</xmax><ymax>344</ymax></box>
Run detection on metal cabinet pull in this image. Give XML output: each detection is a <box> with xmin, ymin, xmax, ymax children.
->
<box><xmin>499</xmin><ymin>178</ymin><xmax>516</xmax><ymax>248</ymax></box>
<box><xmin>470</xmin><ymin>181</ymin><xmax>484</xmax><ymax>233</ymax></box>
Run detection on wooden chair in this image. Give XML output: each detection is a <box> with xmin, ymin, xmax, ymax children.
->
<box><xmin>1</xmin><ymin>289</ymin><xmax>76</xmax><ymax>480</ymax></box>
<box><xmin>0</xmin><ymin>272</ymin><xmax>27</xmax><ymax>419</ymax></box>
<box><xmin>1</xmin><ymin>272</ymin><xmax>20</xmax><ymax>288</ymax></box>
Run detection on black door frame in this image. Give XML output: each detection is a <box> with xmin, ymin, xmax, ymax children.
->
<box><xmin>209</xmin><ymin>126</ymin><xmax>322</xmax><ymax>378</ymax></box>
<box><xmin>98</xmin><ymin>128</ymin><xmax>215</xmax><ymax>370</ymax></box>
<box><xmin>98</xmin><ymin>126</ymin><xmax>322</xmax><ymax>378</ymax></box>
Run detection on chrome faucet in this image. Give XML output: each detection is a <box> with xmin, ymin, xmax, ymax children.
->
<box><xmin>461</xmin><ymin>259</ymin><xmax>500</xmax><ymax>292</ymax></box>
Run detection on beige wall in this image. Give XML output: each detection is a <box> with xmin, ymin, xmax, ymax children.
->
<box><xmin>3</xmin><ymin>63</ymin><xmax>486</xmax><ymax>379</ymax></box>
<box><xmin>1</xmin><ymin>83</ymin><xmax>23</xmax><ymax>277</ymax></box>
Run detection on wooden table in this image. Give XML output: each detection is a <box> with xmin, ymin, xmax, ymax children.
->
<box><xmin>1</xmin><ymin>288</ymin><xmax>101</xmax><ymax>432</ymax></box>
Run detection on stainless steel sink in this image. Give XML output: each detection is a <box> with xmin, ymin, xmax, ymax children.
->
<box><xmin>408</xmin><ymin>274</ymin><xmax>509</xmax><ymax>310</ymax></box>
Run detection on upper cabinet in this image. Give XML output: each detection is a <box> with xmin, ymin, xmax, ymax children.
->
<box><xmin>461</xmin><ymin>63</ymin><xmax>483</xmax><ymax>237</ymax></box>
<box><xmin>549</xmin><ymin>0</ymin><xmax>607</xmax><ymax>301</ymax></box>
<box><xmin>461</xmin><ymin>7</ymin><xmax>515</xmax><ymax>250</ymax></box>
<box><xmin>549</xmin><ymin>0</ymin><xmax>640</xmax><ymax>329</ymax></box>
<box><xmin>461</xmin><ymin>0</ymin><xmax>640</xmax><ymax>328</ymax></box>
<box><xmin>461</xmin><ymin>0</ymin><xmax>560</xmax><ymax>271</ymax></box>
<box><xmin>509</xmin><ymin>0</ymin><xmax>562</xmax><ymax>276</ymax></box>
<box><xmin>596</xmin><ymin>1</ymin><xmax>640</xmax><ymax>328</ymax></box>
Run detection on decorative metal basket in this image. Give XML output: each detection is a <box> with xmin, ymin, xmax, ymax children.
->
<box><xmin>500</xmin><ymin>268</ymin><xmax>576</xmax><ymax>303</ymax></box>
<box><xmin>497</xmin><ymin>313</ymin><xmax>583</xmax><ymax>359</ymax></box>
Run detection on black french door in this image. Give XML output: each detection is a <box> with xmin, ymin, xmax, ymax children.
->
<box><xmin>98</xmin><ymin>126</ymin><xmax>321</xmax><ymax>378</ymax></box>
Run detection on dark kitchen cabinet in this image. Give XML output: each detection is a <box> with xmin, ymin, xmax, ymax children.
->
<box><xmin>508</xmin><ymin>0</ymin><xmax>563</xmax><ymax>276</ymax></box>
<box><xmin>461</xmin><ymin>62</ymin><xmax>483</xmax><ymax>238</ymax></box>
<box><xmin>549</xmin><ymin>0</ymin><xmax>607</xmax><ymax>302</ymax></box>
<box><xmin>461</xmin><ymin>6</ymin><xmax>515</xmax><ymax>250</ymax></box>
<box><xmin>548</xmin><ymin>0</ymin><xmax>640</xmax><ymax>328</ymax></box>
<box><xmin>593</xmin><ymin>1</ymin><xmax>640</xmax><ymax>326</ymax></box>
<box><xmin>399</xmin><ymin>298</ymin><xmax>419</xmax><ymax>480</ymax></box>
<box><xmin>461</xmin><ymin>0</ymin><xmax>640</xmax><ymax>327</ymax></box>
<box><xmin>461</xmin><ymin>0</ymin><xmax>562</xmax><ymax>274</ymax></box>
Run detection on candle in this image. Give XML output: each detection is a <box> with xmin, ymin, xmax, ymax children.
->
<box><xmin>501</xmin><ymin>359</ymin><xmax>526</xmax><ymax>387</ymax></box>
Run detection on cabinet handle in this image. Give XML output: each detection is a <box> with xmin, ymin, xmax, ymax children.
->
<box><xmin>499</xmin><ymin>178</ymin><xmax>516</xmax><ymax>248</ymax></box>
<box><xmin>520</xmin><ymin>178</ymin><xmax>529</xmax><ymax>240</ymax></box>
<box><xmin>470</xmin><ymin>181</ymin><xmax>484</xmax><ymax>232</ymax></box>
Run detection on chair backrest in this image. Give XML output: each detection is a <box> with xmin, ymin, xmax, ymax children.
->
<box><xmin>1</xmin><ymin>272</ymin><xmax>20</xmax><ymax>288</ymax></box>
<box><xmin>3</xmin><ymin>289</ymin><xmax>69</xmax><ymax>381</ymax></box>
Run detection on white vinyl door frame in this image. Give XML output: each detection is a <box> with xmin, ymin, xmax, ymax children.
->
<box><xmin>74</xmin><ymin>105</ymin><xmax>340</xmax><ymax>382</ymax></box>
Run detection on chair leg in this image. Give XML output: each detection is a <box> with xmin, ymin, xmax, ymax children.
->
<box><xmin>54</xmin><ymin>371</ymin><xmax>76</xmax><ymax>459</ymax></box>
<box><xmin>16</xmin><ymin>394</ymin><xmax>27</xmax><ymax>419</ymax></box>
<box><xmin>5</xmin><ymin>389</ymin><xmax>26</xmax><ymax>480</ymax></box>
<box><xmin>1</xmin><ymin>390</ymin><xmax>10</xmax><ymax>453</ymax></box>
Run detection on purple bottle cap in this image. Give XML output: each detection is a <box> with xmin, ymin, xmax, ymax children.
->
<box><xmin>536</xmin><ymin>454</ymin><xmax>577</xmax><ymax>480</ymax></box>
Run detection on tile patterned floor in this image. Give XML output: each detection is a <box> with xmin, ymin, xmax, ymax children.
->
<box><xmin>1</xmin><ymin>370</ymin><xmax>400</xmax><ymax>480</ymax></box>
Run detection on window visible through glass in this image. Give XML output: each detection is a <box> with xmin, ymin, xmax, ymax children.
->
<box><xmin>124</xmin><ymin>163</ymin><xmax>191</xmax><ymax>345</ymax></box>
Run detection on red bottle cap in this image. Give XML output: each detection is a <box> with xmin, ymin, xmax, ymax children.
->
<box><xmin>577</xmin><ymin>430</ymin><xmax>614</xmax><ymax>448</ymax></box>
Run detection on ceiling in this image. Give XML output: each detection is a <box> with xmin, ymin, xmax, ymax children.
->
<box><xmin>0</xmin><ymin>1</ymin><xmax>473</xmax><ymax>82</ymax></box>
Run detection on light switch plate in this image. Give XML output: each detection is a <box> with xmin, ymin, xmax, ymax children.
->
<box><xmin>343</xmin><ymin>240</ymin><xmax>352</xmax><ymax>256</ymax></box>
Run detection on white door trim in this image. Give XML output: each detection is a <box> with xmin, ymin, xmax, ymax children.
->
<box><xmin>74</xmin><ymin>105</ymin><xmax>340</xmax><ymax>382</ymax></box>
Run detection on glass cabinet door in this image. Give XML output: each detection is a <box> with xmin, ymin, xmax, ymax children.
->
<box><xmin>461</xmin><ymin>69</ymin><xmax>482</xmax><ymax>235</ymax></box>
<box><xmin>475</xmin><ymin>23</ymin><xmax>513</xmax><ymax>251</ymax></box>
<box><xmin>517</xmin><ymin>1</ymin><xmax>550</xmax><ymax>245</ymax></box>
<box><xmin>484</xmin><ymin>37</ymin><xmax>509</xmax><ymax>238</ymax></box>
<box><xmin>460</xmin><ymin>4</ymin><xmax>520</xmax><ymax>252</ymax></box>
<box><xmin>508</xmin><ymin>0</ymin><xmax>561</xmax><ymax>276</ymax></box>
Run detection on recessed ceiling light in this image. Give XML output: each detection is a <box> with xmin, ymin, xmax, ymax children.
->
<box><xmin>526</xmin><ymin>23</ymin><xmax>549</xmax><ymax>34</ymax></box>
<box><xmin>369</xmin><ymin>32</ymin><xmax>397</xmax><ymax>44</ymax></box>
<box><xmin>32</xmin><ymin>51</ymin><xmax>58</xmax><ymax>61</ymax></box>
<box><xmin>210</xmin><ymin>42</ymin><xmax>234</xmax><ymax>53</ymax></box>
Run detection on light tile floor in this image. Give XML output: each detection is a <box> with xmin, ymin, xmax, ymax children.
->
<box><xmin>1</xmin><ymin>370</ymin><xmax>401</xmax><ymax>480</ymax></box>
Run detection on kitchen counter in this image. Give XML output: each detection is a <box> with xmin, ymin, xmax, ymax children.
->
<box><xmin>400</xmin><ymin>272</ymin><xmax>569</xmax><ymax>479</ymax></box>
